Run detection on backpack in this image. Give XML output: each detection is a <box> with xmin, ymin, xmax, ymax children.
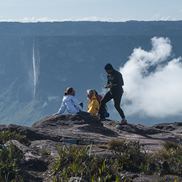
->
<box><xmin>95</xmin><ymin>94</ymin><xmax>108</xmax><ymax>118</ymax></box>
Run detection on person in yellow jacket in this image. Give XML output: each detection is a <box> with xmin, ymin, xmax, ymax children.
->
<box><xmin>87</xmin><ymin>89</ymin><xmax>100</xmax><ymax>115</ymax></box>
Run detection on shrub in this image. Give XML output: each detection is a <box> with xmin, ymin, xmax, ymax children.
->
<box><xmin>52</xmin><ymin>140</ymin><xmax>146</xmax><ymax>181</ymax></box>
<box><xmin>0</xmin><ymin>130</ymin><xmax>27</xmax><ymax>182</ymax></box>
<box><xmin>52</xmin><ymin>145</ymin><xmax>117</xmax><ymax>181</ymax></box>
<box><xmin>164</xmin><ymin>141</ymin><xmax>182</xmax><ymax>151</ymax></box>
<box><xmin>0</xmin><ymin>144</ymin><xmax>23</xmax><ymax>181</ymax></box>
<box><xmin>108</xmin><ymin>139</ymin><xmax>127</xmax><ymax>152</ymax></box>
<box><xmin>111</xmin><ymin>139</ymin><xmax>146</xmax><ymax>172</ymax></box>
<box><xmin>0</xmin><ymin>130</ymin><xmax>30</xmax><ymax>146</ymax></box>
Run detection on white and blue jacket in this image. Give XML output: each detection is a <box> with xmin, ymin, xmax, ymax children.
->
<box><xmin>57</xmin><ymin>95</ymin><xmax>82</xmax><ymax>114</ymax></box>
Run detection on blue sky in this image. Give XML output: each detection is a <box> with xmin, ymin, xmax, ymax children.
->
<box><xmin>0</xmin><ymin>0</ymin><xmax>182</xmax><ymax>22</ymax></box>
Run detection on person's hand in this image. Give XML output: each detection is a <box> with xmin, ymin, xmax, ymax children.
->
<box><xmin>107</xmin><ymin>84</ymin><xmax>112</xmax><ymax>88</ymax></box>
<box><xmin>53</xmin><ymin>113</ymin><xmax>58</xmax><ymax>116</ymax></box>
<box><xmin>105</xmin><ymin>84</ymin><xmax>112</xmax><ymax>88</ymax></box>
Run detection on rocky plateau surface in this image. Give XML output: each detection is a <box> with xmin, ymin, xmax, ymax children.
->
<box><xmin>0</xmin><ymin>114</ymin><xmax>182</xmax><ymax>182</ymax></box>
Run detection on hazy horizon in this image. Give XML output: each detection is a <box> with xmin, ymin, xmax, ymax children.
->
<box><xmin>0</xmin><ymin>0</ymin><xmax>182</xmax><ymax>22</ymax></box>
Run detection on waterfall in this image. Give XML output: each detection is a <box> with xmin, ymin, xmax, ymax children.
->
<box><xmin>32</xmin><ymin>44</ymin><xmax>36</xmax><ymax>97</ymax></box>
<box><xmin>32</xmin><ymin>43</ymin><xmax>39</xmax><ymax>98</ymax></box>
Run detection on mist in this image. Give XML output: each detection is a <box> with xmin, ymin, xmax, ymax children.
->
<box><xmin>119</xmin><ymin>37</ymin><xmax>182</xmax><ymax>120</ymax></box>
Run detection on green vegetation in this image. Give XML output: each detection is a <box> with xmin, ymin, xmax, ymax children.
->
<box><xmin>52</xmin><ymin>139</ymin><xmax>182</xmax><ymax>182</ymax></box>
<box><xmin>0</xmin><ymin>145</ymin><xmax>23</xmax><ymax>182</ymax></box>
<box><xmin>1</xmin><ymin>129</ymin><xmax>182</xmax><ymax>182</ymax></box>
<box><xmin>0</xmin><ymin>130</ymin><xmax>27</xmax><ymax>182</ymax></box>
<box><xmin>0</xmin><ymin>130</ymin><xmax>30</xmax><ymax>146</ymax></box>
<box><xmin>51</xmin><ymin>144</ymin><xmax>119</xmax><ymax>182</ymax></box>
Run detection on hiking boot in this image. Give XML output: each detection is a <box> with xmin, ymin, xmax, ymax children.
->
<box><xmin>120</xmin><ymin>119</ymin><xmax>127</xmax><ymax>125</ymax></box>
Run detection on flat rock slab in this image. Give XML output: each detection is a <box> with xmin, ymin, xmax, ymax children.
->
<box><xmin>1</xmin><ymin>114</ymin><xmax>182</xmax><ymax>153</ymax></box>
<box><xmin>30</xmin><ymin>114</ymin><xmax>182</xmax><ymax>153</ymax></box>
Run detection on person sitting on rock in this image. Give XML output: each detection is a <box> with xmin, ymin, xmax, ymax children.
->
<box><xmin>53</xmin><ymin>87</ymin><xmax>83</xmax><ymax>115</ymax></box>
<box><xmin>87</xmin><ymin>89</ymin><xmax>100</xmax><ymax>115</ymax></box>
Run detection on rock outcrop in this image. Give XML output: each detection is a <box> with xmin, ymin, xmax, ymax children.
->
<box><xmin>0</xmin><ymin>114</ymin><xmax>182</xmax><ymax>181</ymax></box>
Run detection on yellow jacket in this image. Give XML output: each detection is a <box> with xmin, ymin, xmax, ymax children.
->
<box><xmin>87</xmin><ymin>94</ymin><xmax>100</xmax><ymax>115</ymax></box>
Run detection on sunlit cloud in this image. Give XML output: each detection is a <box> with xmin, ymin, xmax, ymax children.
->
<box><xmin>120</xmin><ymin>37</ymin><xmax>182</xmax><ymax>118</ymax></box>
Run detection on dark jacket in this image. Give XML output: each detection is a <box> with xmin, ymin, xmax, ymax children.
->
<box><xmin>107</xmin><ymin>69</ymin><xmax>124</xmax><ymax>92</ymax></box>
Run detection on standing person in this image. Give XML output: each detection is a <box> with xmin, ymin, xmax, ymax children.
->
<box><xmin>87</xmin><ymin>89</ymin><xmax>100</xmax><ymax>115</ymax></box>
<box><xmin>97</xmin><ymin>63</ymin><xmax>127</xmax><ymax>124</ymax></box>
<box><xmin>53</xmin><ymin>87</ymin><xmax>83</xmax><ymax>115</ymax></box>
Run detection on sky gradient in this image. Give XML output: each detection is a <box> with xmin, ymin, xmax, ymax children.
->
<box><xmin>0</xmin><ymin>0</ymin><xmax>182</xmax><ymax>22</ymax></box>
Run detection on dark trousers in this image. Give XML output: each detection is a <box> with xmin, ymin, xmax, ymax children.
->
<box><xmin>98</xmin><ymin>89</ymin><xmax>125</xmax><ymax>119</ymax></box>
<box><xmin>77</xmin><ymin>102</ymin><xmax>91</xmax><ymax>116</ymax></box>
<box><xmin>79</xmin><ymin>102</ymin><xmax>83</xmax><ymax>109</ymax></box>
<box><xmin>77</xmin><ymin>111</ymin><xmax>91</xmax><ymax>116</ymax></box>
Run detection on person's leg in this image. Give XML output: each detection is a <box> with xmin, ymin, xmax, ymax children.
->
<box><xmin>77</xmin><ymin>111</ymin><xmax>91</xmax><ymax>116</ymax></box>
<box><xmin>113</xmin><ymin>91</ymin><xmax>125</xmax><ymax>119</ymax></box>
<box><xmin>98</xmin><ymin>91</ymin><xmax>112</xmax><ymax>115</ymax></box>
<box><xmin>79</xmin><ymin>102</ymin><xmax>83</xmax><ymax>109</ymax></box>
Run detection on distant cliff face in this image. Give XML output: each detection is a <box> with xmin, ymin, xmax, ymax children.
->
<box><xmin>0</xmin><ymin>21</ymin><xmax>182</xmax><ymax>126</ymax></box>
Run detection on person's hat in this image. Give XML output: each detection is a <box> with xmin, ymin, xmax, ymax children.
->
<box><xmin>104</xmin><ymin>63</ymin><xmax>113</xmax><ymax>70</ymax></box>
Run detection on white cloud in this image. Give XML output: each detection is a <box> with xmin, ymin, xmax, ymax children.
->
<box><xmin>120</xmin><ymin>37</ymin><xmax>182</xmax><ymax>118</ymax></box>
<box><xmin>42</xmin><ymin>102</ymin><xmax>48</xmax><ymax>108</ymax></box>
<box><xmin>0</xmin><ymin>17</ymin><xmax>59</xmax><ymax>22</ymax></box>
<box><xmin>0</xmin><ymin>15</ymin><xmax>179</xmax><ymax>23</ymax></box>
<box><xmin>0</xmin><ymin>16</ymin><xmax>131</xmax><ymax>22</ymax></box>
<box><xmin>151</xmin><ymin>14</ymin><xmax>177</xmax><ymax>21</ymax></box>
<box><xmin>100</xmin><ymin>73</ymin><xmax>104</xmax><ymax>81</ymax></box>
<box><xmin>61</xmin><ymin>77</ymin><xmax>67</xmax><ymax>82</ymax></box>
<box><xmin>48</xmin><ymin>96</ymin><xmax>59</xmax><ymax>101</ymax></box>
<box><xmin>65</xmin><ymin>15</ymin><xmax>131</xmax><ymax>22</ymax></box>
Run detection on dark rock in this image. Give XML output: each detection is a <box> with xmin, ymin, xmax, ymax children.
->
<box><xmin>161</xmin><ymin>161</ymin><xmax>170</xmax><ymax>175</ymax></box>
<box><xmin>1</xmin><ymin>114</ymin><xmax>182</xmax><ymax>181</ymax></box>
<box><xmin>0</xmin><ymin>144</ymin><xmax>4</xmax><ymax>150</ymax></box>
<box><xmin>21</xmin><ymin>158</ymin><xmax>48</xmax><ymax>172</ymax></box>
<box><xmin>116</xmin><ymin>123</ymin><xmax>164</xmax><ymax>135</ymax></box>
<box><xmin>32</xmin><ymin>114</ymin><xmax>102</xmax><ymax>128</ymax></box>
<box><xmin>151</xmin><ymin>122</ymin><xmax>182</xmax><ymax>132</ymax></box>
<box><xmin>5</xmin><ymin>140</ymin><xmax>48</xmax><ymax>172</ymax></box>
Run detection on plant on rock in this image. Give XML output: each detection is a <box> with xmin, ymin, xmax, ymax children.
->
<box><xmin>52</xmin><ymin>144</ymin><xmax>115</xmax><ymax>181</ymax></box>
<box><xmin>0</xmin><ymin>145</ymin><xmax>23</xmax><ymax>182</ymax></box>
<box><xmin>52</xmin><ymin>139</ymin><xmax>182</xmax><ymax>181</ymax></box>
<box><xmin>0</xmin><ymin>130</ymin><xmax>30</xmax><ymax>146</ymax></box>
<box><xmin>0</xmin><ymin>130</ymin><xmax>28</xmax><ymax>182</ymax></box>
